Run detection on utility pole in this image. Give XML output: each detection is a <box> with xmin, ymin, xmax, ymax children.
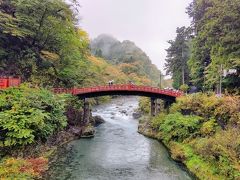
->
<box><xmin>159</xmin><ymin>73</ymin><xmax>162</xmax><ymax>88</ymax></box>
<box><xmin>219</xmin><ymin>64</ymin><xmax>223</xmax><ymax>96</ymax></box>
<box><xmin>182</xmin><ymin>66</ymin><xmax>185</xmax><ymax>85</ymax></box>
<box><xmin>182</xmin><ymin>46</ymin><xmax>185</xmax><ymax>85</ymax></box>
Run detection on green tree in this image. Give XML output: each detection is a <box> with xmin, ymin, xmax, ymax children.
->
<box><xmin>187</xmin><ymin>0</ymin><xmax>240</xmax><ymax>91</ymax></box>
<box><xmin>0</xmin><ymin>0</ymin><xmax>90</xmax><ymax>87</ymax></box>
<box><xmin>165</xmin><ymin>27</ymin><xmax>191</xmax><ymax>89</ymax></box>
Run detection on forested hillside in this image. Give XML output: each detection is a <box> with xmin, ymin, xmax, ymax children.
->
<box><xmin>165</xmin><ymin>0</ymin><xmax>240</xmax><ymax>92</ymax></box>
<box><xmin>0</xmin><ymin>0</ymin><xmax>92</xmax><ymax>87</ymax></box>
<box><xmin>91</xmin><ymin>34</ymin><xmax>161</xmax><ymax>85</ymax></box>
<box><xmin>0</xmin><ymin>1</ymin><xmax>159</xmax><ymax>88</ymax></box>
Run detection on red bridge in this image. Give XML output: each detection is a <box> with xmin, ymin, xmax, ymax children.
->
<box><xmin>53</xmin><ymin>84</ymin><xmax>183</xmax><ymax>102</ymax></box>
<box><xmin>0</xmin><ymin>78</ymin><xmax>183</xmax><ymax>116</ymax></box>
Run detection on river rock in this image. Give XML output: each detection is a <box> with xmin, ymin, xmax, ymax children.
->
<box><xmin>81</xmin><ymin>125</ymin><xmax>95</xmax><ymax>138</ymax></box>
<box><xmin>93</xmin><ymin>115</ymin><xmax>105</xmax><ymax>126</ymax></box>
<box><xmin>132</xmin><ymin>112</ymin><xmax>141</xmax><ymax>119</ymax></box>
<box><xmin>69</xmin><ymin>126</ymin><xmax>82</xmax><ymax>136</ymax></box>
<box><xmin>120</xmin><ymin>110</ymin><xmax>127</xmax><ymax>114</ymax></box>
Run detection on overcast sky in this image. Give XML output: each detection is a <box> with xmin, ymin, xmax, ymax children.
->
<box><xmin>77</xmin><ymin>0</ymin><xmax>192</xmax><ymax>74</ymax></box>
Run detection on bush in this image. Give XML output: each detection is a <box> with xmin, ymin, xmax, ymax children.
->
<box><xmin>191</xmin><ymin>128</ymin><xmax>240</xmax><ymax>179</ymax></box>
<box><xmin>170</xmin><ymin>93</ymin><xmax>240</xmax><ymax>129</ymax></box>
<box><xmin>0</xmin><ymin>157</ymin><xmax>48</xmax><ymax>179</ymax></box>
<box><xmin>0</xmin><ymin>85</ymin><xmax>67</xmax><ymax>147</ymax></box>
<box><xmin>150</xmin><ymin>113</ymin><xmax>166</xmax><ymax>130</ymax></box>
<box><xmin>145</xmin><ymin>93</ymin><xmax>240</xmax><ymax>179</ymax></box>
<box><xmin>159</xmin><ymin>112</ymin><xmax>202</xmax><ymax>142</ymax></box>
<box><xmin>214</xmin><ymin>96</ymin><xmax>240</xmax><ymax>127</ymax></box>
<box><xmin>179</xmin><ymin>84</ymin><xmax>189</xmax><ymax>93</ymax></box>
<box><xmin>138</xmin><ymin>97</ymin><xmax>150</xmax><ymax>114</ymax></box>
<box><xmin>200</xmin><ymin>118</ymin><xmax>217</xmax><ymax>136</ymax></box>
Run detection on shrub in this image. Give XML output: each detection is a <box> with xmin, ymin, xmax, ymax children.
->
<box><xmin>179</xmin><ymin>84</ymin><xmax>189</xmax><ymax>93</ymax></box>
<box><xmin>144</xmin><ymin>93</ymin><xmax>240</xmax><ymax>179</ymax></box>
<box><xmin>214</xmin><ymin>96</ymin><xmax>240</xmax><ymax>127</ymax></box>
<box><xmin>150</xmin><ymin>113</ymin><xmax>166</xmax><ymax>130</ymax></box>
<box><xmin>159</xmin><ymin>112</ymin><xmax>202</xmax><ymax>142</ymax></box>
<box><xmin>170</xmin><ymin>93</ymin><xmax>240</xmax><ymax>129</ymax></box>
<box><xmin>0</xmin><ymin>85</ymin><xmax>67</xmax><ymax>147</ymax></box>
<box><xmin>138</xmin><ymin>97</ymin><xmax>150</xmax><ymax>114</ymax></box>
<box><xmin>191</xmin><ymin>128</ymin><xmax>240</xmax><ymax>179</ymax></box>
<box><xmin>200</xmin><ymin>118</ymin><xmax>217</xmax><ymax>136</ymax></box>
<box><xmin>0</xmin><ymin>157</ymin><xmax>48</xmax><ymax>179</ymax></box>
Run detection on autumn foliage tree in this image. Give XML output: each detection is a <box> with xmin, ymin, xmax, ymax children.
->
<box><xmin>0</xmin><ymin>0</ymin><xmax>90</xmax><ymax>87</ymax></box>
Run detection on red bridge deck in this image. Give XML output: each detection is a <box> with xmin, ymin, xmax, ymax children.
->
<box><xmin>53</xmin><ymin>84</ymin><xmax>183</xmax><ymax>98</ymax></box>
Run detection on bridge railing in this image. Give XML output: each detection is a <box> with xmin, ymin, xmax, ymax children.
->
<box><xmin>53</xmin><ymin>84</ymin><xmax>183</xmax><ymax>97</ymax></box>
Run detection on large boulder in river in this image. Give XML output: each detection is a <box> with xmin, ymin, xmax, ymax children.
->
<box><xmin>93</xmin><ymin>115</ymin><xmax>105</xmax><ymax>126</ymax></box>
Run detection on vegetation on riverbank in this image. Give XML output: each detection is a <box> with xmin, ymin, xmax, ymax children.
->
<box><xmin>0</xmin><ymin>85</ymin><xmax>77</xmax><ymax>178</ymax></box>
<box><xmin>0</xmin><ymin>85</ymin><xmax>67</xmax><ymax>148</ymax></box>
<box><xmin>0</xmin><ymin>83</ymin><xmax>109</xmax><ymax>179</ymax></box>
<box><xmin>138</xmin><ymin>93</ymin><xmax>240</xmax><ymax>180</ymax></box>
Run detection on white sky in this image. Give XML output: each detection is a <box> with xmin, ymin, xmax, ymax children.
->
<box><xmin>77</xmin><ymin>0</ymin><xmax>192</xmax><ymax>74</ymax></box>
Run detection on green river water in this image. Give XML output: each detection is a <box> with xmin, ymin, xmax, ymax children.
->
<box><xmin>45</xmin><ymin>97</ymin><xmax>192</xmax><ymax>180</ymax></box>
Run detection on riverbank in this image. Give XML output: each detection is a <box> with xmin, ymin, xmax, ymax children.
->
<box><xmin>138</xmin><ymin>93</ymin><xmax>240</xmax><ymax>180</ymax></box>
<box><xmin>0</xmin><ymin>114</ymin><xmax>105</xmax><ymax>179</ymax></box>
<box><xmin>138</xmin><ymin>117</ymin><xmax>197</xmax><ymax>179</ymax></box>
<box><xmin>0</xmin><ymin>126</ymin><xmax>82</xmax><ymax>179</ymax></box>
<box><xmin>44</xmin><ymin>96</ymin><xmax>192</xmax><ymax>180</ymax></box>
<box><xmin>0</xmin><ymin>85</ymin><xmax>107</xmax><ymax>179</ymax></box>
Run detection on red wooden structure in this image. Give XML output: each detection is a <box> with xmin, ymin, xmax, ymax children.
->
<box><xmin>0</xmin><ymin>77</ymin><xmax>21</xmax><ymax>89</ymax></box>
<box><xmin>53</xmin><ymin>84</ymin><xmax>183</xmax><ymax>99</ymax></box>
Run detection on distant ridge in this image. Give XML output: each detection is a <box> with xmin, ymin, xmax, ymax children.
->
<box><xmin>91</xmin><ymin>34</ymin><xmax>160</xmax><ymax>84</ymax></box>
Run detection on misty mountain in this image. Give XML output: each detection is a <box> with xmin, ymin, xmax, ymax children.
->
<box><xmin>91</xmin><ymin>34</ymin><xmax>160</xmax><ymax>84</ymax></box>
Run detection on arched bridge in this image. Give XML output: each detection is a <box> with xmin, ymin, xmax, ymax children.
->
<box><xmin>53</xmin><ymin>84</ymin><xmax>183</xmax><ymax>102</ymax></box>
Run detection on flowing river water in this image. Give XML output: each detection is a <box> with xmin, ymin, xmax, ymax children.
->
<box><xmin>45</xmin><ymin>97</ymin><xmax>192</xmax><ymax>180</ymax></box>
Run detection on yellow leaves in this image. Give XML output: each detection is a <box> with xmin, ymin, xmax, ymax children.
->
<box><xmin>88</xmin><ymin>56</ymin><xmax>106</xmax><ymax>67</ymax></box>
<box><xmin>87</xmin><ymin>55</ymin><xmax>128</xmax><ymax>84</ymax></box>
<box><xmin>40</xmin><ymin>50</ymin><xmax>60</xmax><ymax>62</ymax></box>
<box><xmin>76</xmin><ymin>28</ymin><xmax>90</xmax><ymax>43</ymax></box>
<box><xmin>200</xmin><ymin>118</ymin><xmax>217</xmax><ymax>136</ymax></box>
<box><xmin>87</xmin><ymin>55</ymin><xmax>156</xmax><ymax>86</ymax></box>
<box><xmin>0</xmin><ymin>157</ymin><xmax>48</xmax><ymax>179</ymax></box>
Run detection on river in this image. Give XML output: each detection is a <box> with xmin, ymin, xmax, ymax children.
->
<box><xmin>45</xmin><ymin>97</ymin><xmax>192</xmax><ymax>180</ymax></box>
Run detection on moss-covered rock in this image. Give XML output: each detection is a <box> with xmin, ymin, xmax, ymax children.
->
<box><xmin>81</xmin><ymin>125</ymin><xmax>95</xmax><ymax>138</ymax></box>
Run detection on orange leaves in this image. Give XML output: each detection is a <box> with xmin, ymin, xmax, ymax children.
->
<box><xmin>87</xmin><ymin>55</ymin><xmax>155</xmax><ymax>86</ymax></box>
<box><xmin>0</xmin><ymin>157</ymin><xmax>48</xmax><ymax>179</ymax></box>
<box><xmin>20</xmin><ymin>157</ymin><xmax>48</xmax><ymax>176</ymax></box>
